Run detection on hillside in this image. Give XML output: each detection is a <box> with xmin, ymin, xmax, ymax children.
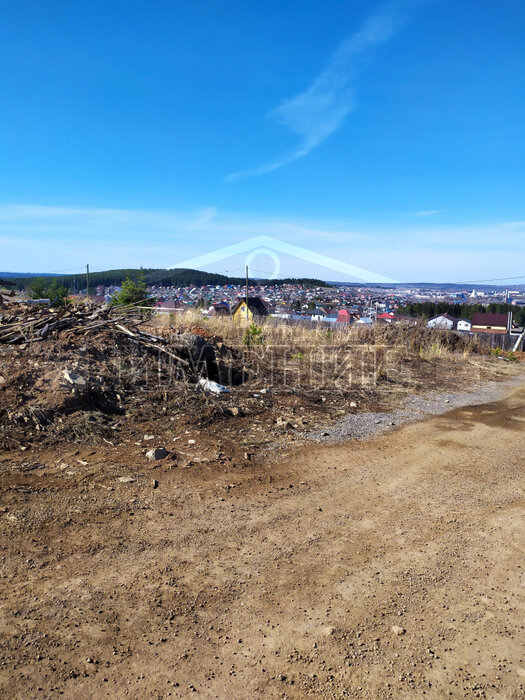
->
<box><xmin>7</xmin><ymin>268</ymin><xmax>329</xmax><ymax>290</ymax></box>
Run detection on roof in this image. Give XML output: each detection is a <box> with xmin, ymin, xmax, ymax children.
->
<box><xmin>471</xmin><ymin>312</ymin><xmax>508</xmax><ymax>327</ymax></box>
<box><xmin>428</xmin><ymin>313</ymin><xmax>459</xmax><ymax>324</ymax></box>
<box><xmin>231</xmin><ymin>296</ymin><xmax>268</xmax><ymax>316</ymax></box>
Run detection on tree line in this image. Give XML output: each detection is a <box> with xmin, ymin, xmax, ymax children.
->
<box><xmin>396</xmin><ymin>302</ymin><xmax>525</xmax><ymax>326</ymax></box>
<box><xmin>12</xmin><ymin>268</ymin><xmax>329</xmax><ymax>291</ymax></box>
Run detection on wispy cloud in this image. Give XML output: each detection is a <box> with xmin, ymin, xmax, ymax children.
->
<box><xmin>1</xmin><ymin>202</ymin><xmax>524</xmax><ymax>282</ymax></box>
<box><xmin>413</xmin><ymin>209</ymin><xmax>441</xmax><ymax>217</ymax></box>
<box><xmin>226</xmin><ymin>2</ymin><xmax>410</xmax><ymax>181</ymax></box>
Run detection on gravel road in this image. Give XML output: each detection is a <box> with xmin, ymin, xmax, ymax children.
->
<box><xmin>309</xmin><ymin>371</ymin><xmax>525</xmax><ymax>443</ymax></box>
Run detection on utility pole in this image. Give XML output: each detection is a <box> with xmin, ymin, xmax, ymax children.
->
<box><xmin>245</xmin><ymin>264</ymin><xmax>249</xmax><ymax>314</ymax></box>
<box><xmin>86</xmin><ymin>264</ymin><xmax>90</xmax><ymax>305</ymax></box>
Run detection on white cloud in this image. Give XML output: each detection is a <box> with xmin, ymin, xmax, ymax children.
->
<box><xmin>413</xmin><ymin>210</ymin><xmax>441</xmax><ymax>217</ymax></box>
<box><xmin>226</xmin><ymin>2</ymin><xmax>408</xmax><ymax>181</ymax></box>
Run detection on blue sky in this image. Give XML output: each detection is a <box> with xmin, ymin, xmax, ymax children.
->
<box><xmin>0</xmin><ymin>0</ymin><xmax>524</xmax><ymax>281</ymax></box>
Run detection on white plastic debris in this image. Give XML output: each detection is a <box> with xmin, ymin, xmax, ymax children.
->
<box><xmin>197</xmin><ymin>378</ymin><xmax>230</xmax><ymax>394</ymax></box>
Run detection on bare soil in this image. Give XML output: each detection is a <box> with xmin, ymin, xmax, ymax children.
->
<box><xmin>1</xmin><ymin>378</ymin><xmax>524</xmax><ymax>698</ymax></box>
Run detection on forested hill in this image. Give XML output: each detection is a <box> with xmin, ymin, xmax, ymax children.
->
<box><xmin>8</xmin><ymin>268</ymin><xmax>329</xmax><ymax>290</ymax></box>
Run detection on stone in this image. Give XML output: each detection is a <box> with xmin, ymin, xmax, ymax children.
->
<box><xmin>143</xmin><ymin>434</ymin><xmax>155</xmax><ymax>441</ymax></box>
<box><xmin>146</xmin><ymin>447</ymin><xmax>169</xmax><ymax>461</ymax></box>
<box><xmin>62</xmin><ymin>369</ymin><xmax>87</xmax><ymax>388</ymax></box>
<box><xmin>152</xmin><ymin>479</ymin><xmax>159</xmax><ymax>489</ymax></box>
<box><xmin>118</xmin><ymin>476</ymin><xmax>135</xmax><ymax>483</ymax></box>
<box><xmin>350</xmin><ymin>401</ymin><xmax>357</xmax><ymax>408</ymax></box>
<box><xmin>391</xmin><ymin>625</ymin><xmax>406</xmax><ymax>636</ymax></box>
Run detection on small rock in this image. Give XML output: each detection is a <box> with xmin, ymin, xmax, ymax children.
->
<box><xmin>323</xmin><ymin>626</ymin><xmax>335</xmax><ymax>636</ymax></box>
<box><xmin>227</xmin><ymin>406</ymin><xmax>240</xmax><ymax>416</ymax></box>
<box><xmin>350</xmin><ymin>401</ymin><xmax>357</xmax><ymax>408</ymax></box>
<box><xmin>244</xmin><ymin>452</ymin><xmax>252</xmax><ymax>460</ymax></box>
<box><xmin>143</xmin><ymin>434</ymin><xmax>155</xmax><ymax>441</ymax></box>
<box><xmin>146</xmin><ymin>447</ymin><xmax>169</xmax><ymax>461</ymax></box>
<box><xmin>391</xmin><ymin>625</ymin><xmax>406</xmax><ymax>636</ymax></box>
<box><xmin>118</xmin><ymin>476</ymin><xmax>135</xmax><ymax>483</ymax></box>
<box><xmin>0</xmin><ymin>375</ymin><xmax>6</xmax><ymax>385</ymax></box>
<box><xmin>152</xmin><ymin>479</ymin><xmax>159</xmax><ymax>489</ymax></box>
<box><xmin>188</xmin><ymin>439</ymin><xmax>196</xmax><ymax>445</ymax></box>
<box><xmin>62</xmin><ymin>369</ymin><xmax>87</xmax><ymax>388</ymax></box>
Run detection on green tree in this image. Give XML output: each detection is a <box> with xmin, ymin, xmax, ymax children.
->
<box><xmin>28</xmin><ymin>277</ymin><xmax>48</xmax><ymax>300</ymax></box>
<box><xmin>113</xmin><ymin>272</ymin><xmax>151</xmax><ymax>306</ymax></box>
<box><xmin>47</xmin><ymin>280</ymin><xmax>70</xmax><ymax>307</ymax></box>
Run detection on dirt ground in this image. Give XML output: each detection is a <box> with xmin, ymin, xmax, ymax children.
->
<box><xmin>1</xmin><ymin>380</ymin><xmax>525</xmax><ymax>698</ymax></box>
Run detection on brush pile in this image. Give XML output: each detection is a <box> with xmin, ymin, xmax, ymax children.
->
<box><xmin>0</xmin><ymin>279</ymin><xmax>16</xmax><ymax>308</ymax></box>
<box><xmin>0</xmin><ymin>303</ymin><xmax>192</xmax><ymax>363</ymax></box>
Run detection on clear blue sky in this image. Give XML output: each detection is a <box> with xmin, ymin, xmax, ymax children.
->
<box><xmin>1</xmin><ymin>0</ymin><xmax>524</xmax><ymax>281</ymax></box>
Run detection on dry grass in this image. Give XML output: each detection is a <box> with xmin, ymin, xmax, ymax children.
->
<box><xmin>151</xmin><ymin>311</ymin><xmax>488</xmax><ymax>393</ymax></box>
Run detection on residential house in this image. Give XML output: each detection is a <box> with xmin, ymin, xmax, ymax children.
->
<box><xmin>471</xmin><ymin>312</ymin><xmax>510</xmax><ymax>335</ymax></box>
<box><xmin>427</xmin><ymin>313</ymin><xmax>459</xmax><ymax>330</ymax></box>
<box><xmin>209</xmin><ymin>302</ymin><xmax>230</xmax><ymax>316</ymax></box>
<box><xmin>304</xmin><ymin>308</ymin><xmax>327</xmax><ymax>322</ymax></box>
<box><xmin>231</xmin><ymin>296</ymin><xmax>268</xmax><ymax>323</ymax></box>
<box><xmin>457</xmin><ymin>318</ymin><xmax>472</xmax><ymax>332</ymax></box>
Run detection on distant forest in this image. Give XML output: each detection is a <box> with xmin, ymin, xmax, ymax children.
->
<box><xmin>397</xmin><ymin>302</ymin><xmax>525</xmax><ymax>326</ymax></box>
<box><xmin>9</xmin><ymin>268</ymin><xmax>329</xmax><ymax>291</ymax></box>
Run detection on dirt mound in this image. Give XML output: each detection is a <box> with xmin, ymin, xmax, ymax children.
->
<box><xmin>0</xmin><ymin>316</ymin><xmax>247</xmax><ymax>448</ymax></box>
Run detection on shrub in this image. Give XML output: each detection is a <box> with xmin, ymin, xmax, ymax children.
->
<box><xmin>243</xmin><ymin>323</ymin><xmax>264</xmax><ymax>347</ymax></box>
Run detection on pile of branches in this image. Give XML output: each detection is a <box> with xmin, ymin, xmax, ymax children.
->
<box><xmin>0</xmin><ymin>303</ymin><xmax>190</xmax><ymax>366</ymax></box>
<box><xmin>0</xmin><ymin>279</ymin><xmax>16</xmax><ymax>308</ymax></box>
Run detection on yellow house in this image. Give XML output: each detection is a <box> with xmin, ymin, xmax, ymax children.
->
<box><xmin>231</xmin><ymin>296</ymin><xmax>268</xmax><ymax>323</ymax></box>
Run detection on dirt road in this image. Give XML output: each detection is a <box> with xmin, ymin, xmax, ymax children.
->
<box><xmin>1</xmin><ymin>384</ymin><xmax>524</xmax><ymax>698</ymax></box>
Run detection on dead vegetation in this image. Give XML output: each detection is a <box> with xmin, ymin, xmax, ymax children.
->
<box><xmin>0</xmin><ymin>303</ymin><xmax>518</xmax><ymax>455</ymax></box>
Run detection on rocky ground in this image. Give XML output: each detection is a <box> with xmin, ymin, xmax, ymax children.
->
<box><xmin>0</xmin><ymin>367</ymin><xmax>524</xmax><ymax>698</ymax></box>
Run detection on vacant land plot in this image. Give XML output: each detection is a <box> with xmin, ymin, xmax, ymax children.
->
<box><xmin>1</xmin><ymin>380</ymin><xmax>524</xmax><ymax>698</ymax></box>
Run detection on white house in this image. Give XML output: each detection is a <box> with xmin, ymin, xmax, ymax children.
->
<box><xmin>457</xmin><ymin>318</ymin><xmax>472</xmax><ymax>332</ymax></box>
<box><xmin>427</xmin><ymin>313</ymin><xmax>459</xmax><ymax>330</ymax></box>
